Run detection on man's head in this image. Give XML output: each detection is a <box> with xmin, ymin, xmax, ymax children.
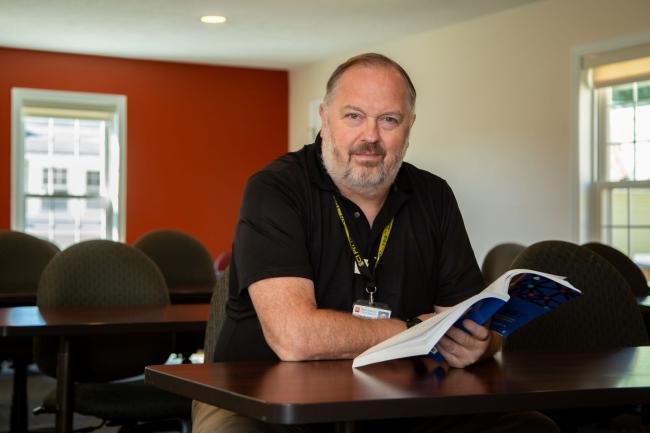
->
<box><xmin>320</xmin><ymin>53</ymin><xmax>416</xmax><ymax>198</ymax></box>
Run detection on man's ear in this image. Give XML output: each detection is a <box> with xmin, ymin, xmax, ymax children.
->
<box><xmin>409</xmin><ymin>112</ymin><xmax>416</xmax><ymax>129</ymax></box>
<box><xmin>319</xmin><ymin>103</ymin><xmax>328</xmax><ymax>135</ymax></box>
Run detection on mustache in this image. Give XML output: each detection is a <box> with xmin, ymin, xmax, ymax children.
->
<box><xmin>350</xmin><ymin>141</ymin><xmax>386</xmax><ymax>156</ymax></box>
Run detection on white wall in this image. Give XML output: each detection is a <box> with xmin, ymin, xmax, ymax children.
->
<box><xmin>289</xmin><ymin>0</ymin><xmax>650</xmax><ymax>263</ymax></box>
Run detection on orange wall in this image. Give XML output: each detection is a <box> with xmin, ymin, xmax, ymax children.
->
<box><xmin>0</xmin><ymin>47</ymin><xmax>288</xmax><ymax>258</ymax></box>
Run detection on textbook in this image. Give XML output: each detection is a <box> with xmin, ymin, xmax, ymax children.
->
<box><xmin>352</xmin><ymin>269</ymin><xmax>581</xmax><ymax>368</ymax></box>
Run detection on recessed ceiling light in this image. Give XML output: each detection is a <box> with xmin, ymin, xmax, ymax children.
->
<box><xmin>200</xmin><ymin>15</ymin><xmax>227</xmax><ymax>24</ymax></box>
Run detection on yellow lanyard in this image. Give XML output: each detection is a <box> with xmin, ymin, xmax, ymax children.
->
<box><xmin>332</xmin><ymin>195</ymin><xmax>394</xmax><ymax>301</ymax></box>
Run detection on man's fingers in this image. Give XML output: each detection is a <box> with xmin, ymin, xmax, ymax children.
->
<box><xmin>436</xmin><ymin>344</ymin><xmax>468</xmax><ymax>368</ymax></box>
<box><xmin>437</xmin><ymin>322</ymin><xmax>492</xmax><ymax>368</ymax></box>
<box><xmin>462</xmin><ymin>319</ymin><xmax>490</xmax><ymax>340</ymax></box>
<box><xmin>436</xmin><ymin>336</ymin><xmax>455</xmax><ymax>353</ymax></box>
<box><xmin>445</xmin><ymin>324</ymin><xmax>487</xmax><ymax>347</ymax></box>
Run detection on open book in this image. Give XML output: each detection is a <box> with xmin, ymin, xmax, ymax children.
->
<box><xmin>352</xmin><ymin>269</ymin><xmax>581</xmax><ymax>368</ymax></box>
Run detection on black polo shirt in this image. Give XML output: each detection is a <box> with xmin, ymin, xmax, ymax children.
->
<box><xmin>214</xmin><ymin>136</ymin><xmax>483</xmax><ymax>362</ymax></box>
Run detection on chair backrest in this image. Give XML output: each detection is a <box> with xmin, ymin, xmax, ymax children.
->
<box><xmin>583</xmin><ymin>242</ymin><xmax>649</xmax><ymax>297</ymax></box>
<box><xmin>34</xmin><ymin>240</ymin><xmax>173</xmax><ymax>382</ymax></box>
<box><xmin>503</xmin><ymin>240</ymin><xmax>648</xmax><ymax>352</ymax></box>
<box><xmin>0</xmin><ymin>230</ymin><xmax>59</xmax><ymax>293</ymax></box>
<box><xmin>203</xmin><ymin>267</ymin><xmax>229</xmax><ymax>363</ymax></box>
<box><xmin>481</xmin><ymin>243</ymin><xmax>526</xmax><ymax>285</ymax></box>
<box><xmin>134</xmin><ymin>229</ymin><xmax>216</xmax><ymax>289</ymax></box>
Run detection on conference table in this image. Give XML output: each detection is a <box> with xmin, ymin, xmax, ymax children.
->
<box><xmin>0</xmin><ymin>303</ymin><xmax>209</xmax><ymax>433</ymax></box>
<box><xmin>145</xmin><ymin>346</ymin><xmax>650</xmax><ymax>432</ymax></box>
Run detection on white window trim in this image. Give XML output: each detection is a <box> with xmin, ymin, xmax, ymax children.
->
<box><xmin>572</xmin><ymin>33</ymin><xmax>650</xmax><ymax>245</ymax></box>
<box><xmin>11</xmin><ymin>88</ymin><xmax>127</xmax><ymax>242</ymax></box>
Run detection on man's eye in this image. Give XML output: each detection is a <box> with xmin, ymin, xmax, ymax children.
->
<box><xmin>345</xmin><ymin>113</ymin><xmax>361</xmax><ymax>120</ymax></box>
<box><xmin>382</xmin><ymin>116</ymin><xmax>399</xmax><ymax>124</ymax></box>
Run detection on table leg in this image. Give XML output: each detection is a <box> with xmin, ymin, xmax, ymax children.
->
<box><xmin>9</xmin><ymin>358</ymin><xmax>28</xmax><ymax>433</ymax></box>
<box><xmin>55</xmin><ymin>337</ymin><xmax>74</xmax><ymax>433</ymax></box>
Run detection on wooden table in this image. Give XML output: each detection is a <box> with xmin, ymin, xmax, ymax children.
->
<box><xmin>0</xmin><ymin>291</ymin><xmax>36</xmax><ymax>308</ymax></box>
<box><xmin>168</xmin><ymin>285</ymin><xmax>213</xmax><ymax>304</ymax></box>
<box><xmin>0</xmin><ymin>303</ymin><xmax>209</xmax><ymax>433</ymax></box>
<box><xmin>146</xmin><ymin>347</ymin><xmax>650</xmax><ymax>428</ymax></box>
<box><xmin>0</xmin><ymin>286</ymin><xmax>213</xmax><ymax>308</ymax></box>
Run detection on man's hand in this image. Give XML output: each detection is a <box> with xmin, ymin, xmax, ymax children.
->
<box><xmin>435</xmin><ymin>319</ymin><xmax>500</xmax><ymax>368</ymax></box>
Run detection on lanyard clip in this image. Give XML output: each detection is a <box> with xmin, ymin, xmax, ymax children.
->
<box><xmin>366</xmin><ymin>283</ymin><xmax>377</xmax><ymax>306</ymax></box>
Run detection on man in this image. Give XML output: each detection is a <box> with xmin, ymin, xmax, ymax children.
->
<box><xmin>193</xmin><ymin>53</ymin><xmax>558</xmax><ymax>433</ymax></box>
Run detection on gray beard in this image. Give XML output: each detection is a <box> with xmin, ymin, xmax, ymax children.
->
<box><xmin>321</xmin><ymin>133</ymin><xmax>406</xmax><ymax>196</ymax></box>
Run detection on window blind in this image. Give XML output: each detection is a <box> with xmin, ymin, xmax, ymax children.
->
<box><xmin>582</xmin><ymin>43</ymin><xmax>650</xmax><ymax>88</ymax></box>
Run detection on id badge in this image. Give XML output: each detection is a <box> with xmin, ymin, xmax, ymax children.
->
<box><xmin>352</xmin><ymin>299</ymin><xmax>392</xmax><ymax>320</ymax></box>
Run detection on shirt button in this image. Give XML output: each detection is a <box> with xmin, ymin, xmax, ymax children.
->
<box><xmin>354</xmin><ymin>211</ymin><xmax>361</xmax><ymax>218</ymax></box>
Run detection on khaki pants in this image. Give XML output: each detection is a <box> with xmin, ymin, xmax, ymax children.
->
<box><xmin>192</xmin><ymin>401</ymin><xmax>559</xmax><ymax>433</ymax></box>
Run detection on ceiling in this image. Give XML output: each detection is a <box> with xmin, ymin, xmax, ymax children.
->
<box><xmin>0</xmin><ymin>0</ymin><xmax>538</xmax><ymax>70</ymax></box>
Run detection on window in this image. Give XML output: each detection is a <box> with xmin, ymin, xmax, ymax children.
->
<box><xmin>51</xmin><ymin>168</ymin><xmax>68</xmax><ymax>193</ymax></box>
<box><xmin>595</xmin><ymin>81</ymin><xmax>650</xmax><ymax>267</ymax></box>
<box><xmin>86</xmin><ymin>170</ymin><xmax>100</xmax><ymax>194</ymax></box>
<box><xmin>40</xmin><ymin>168</ymin><xmax>70</xmax><ymax>192</ymax></box>
<box><xmin>580</xmin><ymin>43</ymin><xmax>650</xmax><ymax>273</ymax></box>
<box><xmin>12</xmin><ymin>88</ymin><xmax>126</xmax><ymax>250</ymax></box>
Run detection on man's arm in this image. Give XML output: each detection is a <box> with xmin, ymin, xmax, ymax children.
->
<box><xmin>249</xmin><ymin>276</ymin><xmax>408</xmax><ymax>361</ymax></box>
<box><xmin>432</xmin><ymin>305</ymin><xmax>502</xmax><ymax>368</ymax></box>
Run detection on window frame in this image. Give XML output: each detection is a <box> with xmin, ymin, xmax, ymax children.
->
<box><xmin>574</xmin><ymin>38</ymin><xmax>650</xmax><ymax>276</ymax></box>
<box><xmin>590</xmin><ymin>80</ymin><xmax>650</xmax><ymax>263</ymax></box>
<box><xmin>11</xmin><ymin>88</ymin><xmax>127</xmax><ymax>244</ymax></box>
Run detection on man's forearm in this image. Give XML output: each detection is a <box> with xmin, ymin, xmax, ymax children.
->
<box><xmin>264</xmin><ymin>307</ymin><xmax>406</xmax><ymax>361</ymax></box>
<box><xmin>250</xmin><ymin>276</ymin><xmax>409</xmax><ymax>361</ymax></box>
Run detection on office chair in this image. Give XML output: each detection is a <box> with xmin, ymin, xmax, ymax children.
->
<box><xmin>0</xmin><ymin>230</ymin><xmax>60</xmax><ymax>294</ymax></box>
<box><xmin>33</xmin><ymin>240</ymin><xmax>191</xmax><ymax>433</ymax></box>
<box><xmin>583</xmin><ymin>242</ymin><xmax>649</xmax><ymax>297</ymax></box>
<box><xmin>481</xmin><ymin>242</ymin><xmax>525</xmax><ymax>286</ymax></box>
<box><xmin>133</xmin><ymin>229</ymin><xmax>216</xmax><ymax>289</ymax></box>
<box><xmin>202</xmin><ymin>267</ymin><xmax>229</xmax><ymax>363</ymax></box>
<box><xmin>0</xmin><ymin>230</ymin><xmax>59</xmax><ymax>433</ymax></box>
<box><xmin>134</xmin><ymin>229</ymin><xmax>216</xmax><ymax>362</ymax></box>
<box><xmin>504</xmin><ymin>240</ymin><xmax>647</xmax><ymax>351</ymax></box>
<box><xmin>503</xmin><ymin>240</ymin><xmax>648</xmax><ymax>431</ymax></box>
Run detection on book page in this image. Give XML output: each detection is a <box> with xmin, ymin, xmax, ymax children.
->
<box><xmin>352</xmin><ymin>268</ymin><xmax>581</xmax><ymax>368</ymax></box>
<box><xmin>352</xmin><ymin>291</ymin><xmax>508</xmax><ymax>368</ymax></box>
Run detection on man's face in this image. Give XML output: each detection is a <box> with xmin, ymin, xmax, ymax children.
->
<box><xmin>320</xmin><ymin>64</ymin><xmax>415</xmax><ymax>195</ymax></box>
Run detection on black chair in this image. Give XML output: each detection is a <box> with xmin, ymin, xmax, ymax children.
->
<box><xmin>583</xmin><ymin>242</ymin><xmax>650</xmax><ymax>352</ymax></box>
<box><xmin>481</xmin><ymin>242</ymin><xmax>525</xmax><ymax>285</ymax></box>
<box><xmin>202</xmin><ymin>267</ymin><xmax>229</xmax><ymax>363</ymax></box>
<box><xmin>33</xmin><ymin>240</ymin><xmax>191</xmax><ymax>433</ymax></box>
<box><xmin>583</xmin><ymin>242</ymin><xmax>649</xmax><ymax>297</ymax></box>
<box><xmin>504</xmin><ymin>240</ymin><xmax>648</xmax><ymax>352</ymax></box>
<box><xmin>134</xmin><ymin>229</ymin><xmax>216</xmax><ymax>362</ymax></box>
<box><xmin>503</xmin><ymin>240</ymin><xmax>649</xmax><ymax>431</ymax></box>
<box><xmin>0</xmin><ymin>230</ymin><xmax>59</xmax><ymax>433</ymax></box>
<box><xmin>0</xmin><ymin>230</ymin><xmax>60</xmax><ymax>295</ymax></box>
<box><xmin>133</xmin><ymin>229</ymin><xmax>216</xmax><ymax>289</ymax></box>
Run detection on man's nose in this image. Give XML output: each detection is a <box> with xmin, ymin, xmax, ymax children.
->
<box><xmin>362</xmin><ymin>117</ymin><xmax>380</xmax><ymax>142</ymax></box>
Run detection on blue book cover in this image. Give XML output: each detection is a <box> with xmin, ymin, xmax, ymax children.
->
<box><xmin>428</xmin><ymin>271</ymin><xmax>581</xmax><ymax>362</ymax></box>
<box><xmin>353</xmin><ymin>269</ymin><xmax>581</xmax><ymax>368</ymax></box>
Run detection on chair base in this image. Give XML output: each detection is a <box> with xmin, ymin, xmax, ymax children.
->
<box><xmin>36</xmin><ymin>380</ymin><xmax>191</xmax><ymax>433</ymax></box>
